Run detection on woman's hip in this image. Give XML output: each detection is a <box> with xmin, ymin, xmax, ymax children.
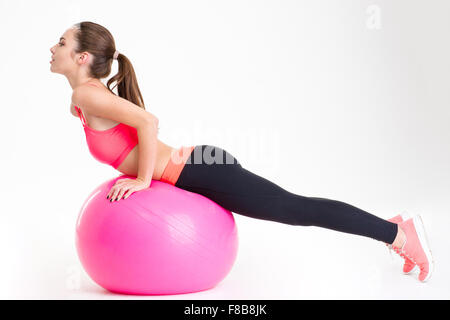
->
<box><xmin>174</xmin><ymin>144</ymin><xmax>243</xmax><ymax>189</ymax></box>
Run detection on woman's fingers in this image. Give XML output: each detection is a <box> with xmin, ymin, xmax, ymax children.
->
<box><xmin>107</xmin><ymin>179</ymin><xmax>128</xmax><ymax>201</ymax></box>
<box><xmin>109</xmin><ymin>186</ymin><xmax>133</xmax><ymax>202</ymax></box>
<box><xmin>123</xmin><ymin>190</ymin><xmax>132</xmax><ymax>200</ymax></box>
<box><xmin>115</xmin><ymin>189</ymin><xmax>127</xmax><ymax>202</ymax></box>
<box><xmin>109</xmin><ymin>187</ymin><xmax>122</xmax><ymax>202</ymax></box>
<box><xmin>107</xmin><ymin>179</ymin><xmax>141</xmax><ymax>202</ymax></box>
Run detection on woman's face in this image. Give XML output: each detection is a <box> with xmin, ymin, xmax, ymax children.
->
<box><xmin>49</xmin><ymin>27</ymin><xmax>80</xmax><ymax>75</ymax></box>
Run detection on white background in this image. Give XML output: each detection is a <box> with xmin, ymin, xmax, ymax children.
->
<box><xmin>0</xmin><ymin>0</ymin><xmax>449</xmax><ymax>299</ymax></box>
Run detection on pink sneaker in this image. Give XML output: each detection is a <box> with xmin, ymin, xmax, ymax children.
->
<box><xmin>391</xmin><ymin>215</ymin><xmax>434</xmax><ymax>282</ymax></box>
<box><xmin>386</xmin><ymin>212</ymin><xmax>416</xmax><ymax>274</ymax></box>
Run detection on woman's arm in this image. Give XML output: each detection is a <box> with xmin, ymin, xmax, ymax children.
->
<box><xmin>136</xmin><ymin>118</ymin><xmax>159</xmax><ymax>185</ymax></box>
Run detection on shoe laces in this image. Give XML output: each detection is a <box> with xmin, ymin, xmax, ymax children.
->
<box><xmin>386</xmin><ymin>241</ymin><xmax>417</xmax><ymax>264</ymax></box>
<box><xmin>389</xmin><ymin>243</ymin><xmax>430</xmax><ymax>274</ymax></box>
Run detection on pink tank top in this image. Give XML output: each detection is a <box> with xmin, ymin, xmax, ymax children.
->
<box><xmin>74</xmin><ymin>84</ymin><xmax>138</xmax><ymax>169</ymax></box>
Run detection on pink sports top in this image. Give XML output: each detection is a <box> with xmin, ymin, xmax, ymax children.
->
<box><xmin>74</xmin><ymin>99</ymin><xmax>138</xmax><ymax>169</ymax></box>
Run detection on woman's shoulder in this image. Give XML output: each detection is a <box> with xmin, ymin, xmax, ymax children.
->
<box><xmin>72</xmin><ymin>82</ymin><xmax>113</xmax><ymax>111</ymax></box>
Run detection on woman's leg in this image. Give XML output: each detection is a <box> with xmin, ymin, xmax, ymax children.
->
<box><xmin>174</xmin><ymin>145</ymin><xmax>398</xmax><ymax>244</ymax></box>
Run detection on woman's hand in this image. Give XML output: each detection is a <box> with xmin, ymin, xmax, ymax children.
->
<box><xmin>107</xmin><ymin>178</ymin><xmax>151</xmax><ymax>202</ymax></box>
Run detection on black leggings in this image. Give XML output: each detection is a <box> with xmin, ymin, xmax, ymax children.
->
<box><xmin>174</xmin><ymin>145</ymin><xmax>398</xmax><ymax>244</ymax></box>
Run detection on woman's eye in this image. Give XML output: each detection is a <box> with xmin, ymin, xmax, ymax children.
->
<box><xmin>58</xmin><ymin>43</ymin><xmax>64</xmax><ymax>46</ymax></box>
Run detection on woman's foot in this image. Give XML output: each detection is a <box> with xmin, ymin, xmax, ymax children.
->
<box><xmin>387</xmin><ymin>213</ymin><xmax>416</xmax><ymax>274</ymax></box>
<box><xmin>391</xmin><ymin>215</ymin><xmax>434</xmax><ymax>282</ymax></box>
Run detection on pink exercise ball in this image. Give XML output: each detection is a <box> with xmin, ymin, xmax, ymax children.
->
<box><xmin>75</xmin><ymin>175</ymin><xmax>239</xmax><ymax>295</ymax></box>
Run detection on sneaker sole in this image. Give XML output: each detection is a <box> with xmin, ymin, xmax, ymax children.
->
<box><xmin>413</xmin><ymin>215</ymin><xmax>434</xmax><ymax>282</ymax></box>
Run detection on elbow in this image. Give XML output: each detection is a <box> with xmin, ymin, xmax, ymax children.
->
<box><xmin>143</xmin><ymin>116</ymin><xmax>159</xmax><ymax>131</ymax></box>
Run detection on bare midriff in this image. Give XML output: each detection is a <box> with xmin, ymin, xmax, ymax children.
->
<box><xmin>115</xmin><ymin>139</ymin><xmax>175</xmax><ymax>180</ymax></box>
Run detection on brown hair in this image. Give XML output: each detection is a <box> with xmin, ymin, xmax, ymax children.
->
<box><xmin>72</xmin><ymin>21</ymin><xmax>146</xmax><ymax>110</ymax></box>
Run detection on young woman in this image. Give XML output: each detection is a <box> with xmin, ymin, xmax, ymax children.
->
<box><xmin>50</xmin><ymin>21</ymin><xmax>434</xmax><ymax>282</ymax></box>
